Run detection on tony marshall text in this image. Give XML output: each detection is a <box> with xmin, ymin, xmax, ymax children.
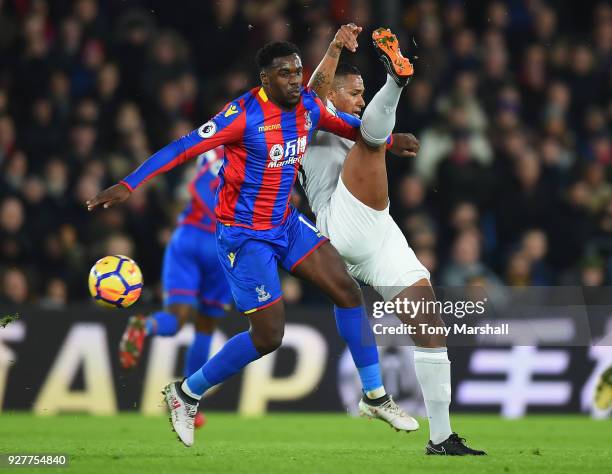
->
<box><xmin>372</xmin><ymin>323</ymin><xmax>510</xmax><ymax>336</ymax></box>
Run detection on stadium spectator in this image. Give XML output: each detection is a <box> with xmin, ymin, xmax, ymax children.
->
<box><xmin>0</xmin><ymin>0</ymin><xmax>609</xmax><ymax>304</ymax></box>
<box><xmin>579</xmin><ymin>255</ymin><xmax>606</xmax><ymax>287</ymax></box>
<box><xmin>0</xmin><ymin>196</ymin><xmax>31</xmax><ymax>266</ymax></box>
<box><xmin>39</xmin><ymin>277</ymin><xmax>69</xmax><ymax>309</ymax></box>
<box><xmin>519</xmin><ymin>229</ymin><xmax>554</xmax><ymax>286</ymax></box>
<box><xmin>440</xmin><ymin>229</ymin><xmax>501</xmax><ymax>287</ymax></box>
<box><xmin>0</xmin><ymin>267</ymin><xmax>30</xmax><ymax>304</ymax></box>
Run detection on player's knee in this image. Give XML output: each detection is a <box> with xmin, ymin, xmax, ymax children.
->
<box><xmin>167</xmin><ymin>304</ymin><xmax>194</xmax><ymax>328</ymax></box>
<box><xmin>251</xmin><ymin>331</ymin><xmax>283</xmax><ymax>355</ymax></box>
<box><xmin>410</xmin><ymin>309</ymin><xmax>447</xmax><ymax>348</ymax></box>
<box><xmin>333</xmin><ymin>274</ymin><xmax>362</xmax><ymax>308</ymax></box>
<box><xmin>194</xmin><ymin>315</ymin><xmax>218</xmax><ymax>334</ymax></box>
<box><xmin>250</xmin><ymin>326</ymin><xmax>284</xmax><ymax>355</ymax></box>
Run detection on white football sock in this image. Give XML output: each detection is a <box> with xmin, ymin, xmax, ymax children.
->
<box><xmin>413</xmin><ymin>347</ymin><xmax>453</xmax><ymax>444</ymax></box>
<box><xmin>359</xmin><ymin>74</ymin><xmax>403</xmax><ymax>146</ymax></box>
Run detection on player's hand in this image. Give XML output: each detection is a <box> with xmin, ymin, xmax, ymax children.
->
<box><xmin>389</xmin><ymin>133</ymin><xmax>420</xmax><ymax>158</ymax></box>
<box><xmin>86</xmin><ymin>183</ymin><xmax>131</xmax><ymax>211</ymax></box>
<box><xmin>332</xmin><ymin>23</ymin><xmax>362</xmax><ymax>53</ymax></box>
<box><xmin>389</xmin><ymin>133</ymin><xmax>419</xmax><ymax>158</ymax></box>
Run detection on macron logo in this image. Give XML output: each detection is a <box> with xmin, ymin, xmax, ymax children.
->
<box><xmin>259</xmin><ymin>124</ymin><xmax>282</xmax><ymax>133</ymax></box>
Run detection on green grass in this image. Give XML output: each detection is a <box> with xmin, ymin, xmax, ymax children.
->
<box><xmin>0</xmin><ymin>413</ymin><xmax>610</xmax><ymax>474</ymax></box>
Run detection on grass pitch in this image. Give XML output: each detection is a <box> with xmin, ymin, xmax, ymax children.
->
<box><xmin>0</xmin><ymin>413</ymin><xmax>609</xmax><ymax>474</ymax></box>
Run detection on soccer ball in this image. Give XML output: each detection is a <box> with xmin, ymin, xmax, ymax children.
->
<box><xmin>88</xmin><ymin>255</ymin><xmax>143</xmax><ymax>308</ymax></box>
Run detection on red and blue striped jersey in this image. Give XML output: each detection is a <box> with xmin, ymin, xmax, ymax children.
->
<box><xmin>177</xmin><ymin>146</ymin><xmax>224</xmax><ymax>233</ymax></box>
<box><xmin>121</xmin><ymin>86</ymin><xmax>360</xmax><ymax>230</ymax></box>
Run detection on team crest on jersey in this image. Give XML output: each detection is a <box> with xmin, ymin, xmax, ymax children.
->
<box><xmin>304</xmin><ymin>111</ymin><xmax>312</xmax><ymax>131</ymax></box>
<box><xmin>256</xmin><ymin>285</ymin><xmax>271</xmax><ymax>303</ymax></box>
<box><xmin>228</xmin><ymin>252</ymin><xmax>236</xmax><ymax>268</ymax></box>
<box><xmin>198</xmin><ymin>121</ymin><xmax>217</xmax><ymax>139</ymax></box>
<box><xmin>269</xmin><ymin>144</ymin><xmax>284</xmax><ymax>162</ymax></box>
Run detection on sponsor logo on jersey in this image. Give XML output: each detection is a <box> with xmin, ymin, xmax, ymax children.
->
<box><xmin>269</xmin><ymin>144</ymin><xmax>284</xmax><ymax>162</ymax></box>
<box><xmin>267</xmin><ymin>155</ymin><xmax>303</xmax><ymax>168</ymax></box>
<box><xmin>224</xmin><ymin>104</ymin><xmax>239</xmax><ymax>117</ymax></box>
<box><xmin>259</xmin><ymin>123</ymin><xmax>282</xmax><ymax>133</ymax></box>
<box><xmin>267</xmin><ymin>136</ymin><xmax>307</xmax><ymax>168</ymax></box>
<box><xmin>197</xmin><ymin>121</ymin><xmax>217</xmax><ymax>138</ymax></box>
<box><xmin>256</xmin><ymin>285</ymin><xmax>271</xmax><ymax>303</ymax></box>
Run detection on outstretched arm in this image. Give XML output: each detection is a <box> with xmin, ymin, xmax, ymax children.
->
<box><xmin>87</xmin><ymin>103</ymin><xmax>245</xmax><ymax>210</ymax></box>
<box><xmin>308</xmin><ymin>23</ymin><xmax>361</xmax><ymax>100</ymax></box>
<box><xmin>315</xmin><ymin>96</ymin><xmax>360</xmax><ymax>141</ymax></box>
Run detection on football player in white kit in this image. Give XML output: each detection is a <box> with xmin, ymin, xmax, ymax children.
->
<box><xmin>302</xmin><ymin>25</ymin><xmax>485</xmax><ymax>455</ymax></box>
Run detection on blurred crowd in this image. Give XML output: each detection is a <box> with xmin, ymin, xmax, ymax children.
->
<box><xmin>0</xmin><ymin>0</ymin><xmax>611</xmax><ymax>307</ymax></box>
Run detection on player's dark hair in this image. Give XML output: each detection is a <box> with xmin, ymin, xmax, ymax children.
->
<box><xmin>255</xmin><ymin>41</ymin><xmax>301</xmax><ymax>70</ymax></box>
<box><xmin>335</xmin><ymin>62</ymin><xmax>361</xmax><ymax>78</ymax></box>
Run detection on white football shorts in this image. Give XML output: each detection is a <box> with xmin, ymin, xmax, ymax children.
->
<box><xmin>316</xmin><ymin>175</ymin><xmax>430</xmax><ymax>301</ymax></box>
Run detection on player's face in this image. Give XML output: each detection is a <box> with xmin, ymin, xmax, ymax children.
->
<box><xmin>329</xmin><ymin>75</ymin><xmax>365</xmax><ymax>117</ymax></box>
<box><xmin>261</xmin><ymin>54</ymin><xmax>303</xmax><ymax>108</ymax></box>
